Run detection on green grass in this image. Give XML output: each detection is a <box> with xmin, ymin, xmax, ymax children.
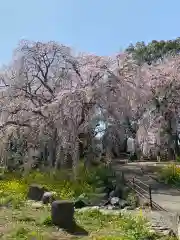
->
<box><xmin>0</xmin><ymin>163</ymin><xmax>114</xmax><ymax>207</ymax></box>
<box><xmin>75</xmin><ymin>209</ymin><xmax>155</xmax><ymax>240</ymax></box>
<box><xmin>0</xmin><ymin>204</ymin><xmax>170</xmax><ymax>240</ymax></box>
<box><xmin>0</xmin><ymin>165</ymin><xmax>177</xmax><ymax>240</ymax></box>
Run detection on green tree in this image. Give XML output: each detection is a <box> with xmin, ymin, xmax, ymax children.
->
<box><xmin>126</xmin><ymin>38</ymin><xmax>180</xmax><ymax>65</ymax></box>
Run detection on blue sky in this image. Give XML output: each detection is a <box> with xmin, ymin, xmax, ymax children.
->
<box><xmin>0</xmin><ymin>0</ymin><xmax>180</xmax><ymax>65</ymax></box>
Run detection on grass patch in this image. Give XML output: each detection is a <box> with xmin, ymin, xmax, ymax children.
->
<box><xmin>0</xmin><ymin>205</ymin><xmax>170</xmax><ymax>240</ymax></box>
<box><xmin>75</xmin><ymin>209</ymin><xmax>154</xmax><ymax>239</ymax></box>
<box><xmin>0</xmin><ymin>163</ymin><xmax>115</xmax><ymax>207</ymax></box>
<box><xmin>0</xmin><ymin>179</ymin><xmax>27</xmax><ymax>208</ymax></box>
<box><xmin>0</xmin><ymin>164</ymin><xmax>176</xmax><ymax>239</ymax></box>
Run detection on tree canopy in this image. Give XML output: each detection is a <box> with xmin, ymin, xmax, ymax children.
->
<box><xmin>0</xmin><ymin>38</ymin><xmax>180</xmax><ymax>175</ymax></box>
<box><xmin>126</xmin><ymin>38</ymin><xmax>180</xmax><ymax>65</ymax></box>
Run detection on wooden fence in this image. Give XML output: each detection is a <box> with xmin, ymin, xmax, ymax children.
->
<box><xmin>121</xmin><ymin>172</ymin><xmax>167</xmax><ymax>211</ymax></box>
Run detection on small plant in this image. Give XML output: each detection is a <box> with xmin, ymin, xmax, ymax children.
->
<box><xmin>126</xmin><ymin>191</ymin><xmax>139</xmax><ymax>208</ymax></box>
<box><xmin>11</xmin><ymin>227</ymin><xmax>29</xmax><ymax>239</ymax></box>
<box><xmin>176</xmin><ymin>155</ymin><xmax>180</xmax><ymax>163</ymax></box>
<box><xmin>41</xmin><ymin>215</ymin><xmax>53</xmax><ymax>226</ymax></box>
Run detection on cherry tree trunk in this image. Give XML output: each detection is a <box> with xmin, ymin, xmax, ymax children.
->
<box><xmin>72</xmin><ymin>139</ymin><xmax>79</xmax><ymax>180</ymax></box>
<box><xmin>48</xmin><ymin>128</ymin><xmax>58</xmax><ymax>168</ymax></box>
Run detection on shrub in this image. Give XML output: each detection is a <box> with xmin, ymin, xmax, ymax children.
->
<box><xmin>76</xmin><ymin>163</ymin><xmax>115</xmax><ymax>186</ymax></box>
<box><xmin>159</xmin><ymin>163</ymin><xmax>180</xmax><ymax>184</ymax></box>
<box><xmin>0</xmin><ymin>179</ymin><xmax>27</xmax><ymax>208</ymax></box>
<box><xmin>0</xmin><ymin>162</ymin><xmax>115</xmax><ymax>207</ymax></box>
<box><xmin>176</xmin><ymin>155</ymin><xmax>180</xmax><ymax>163</ymax></box>
<box><xmin>126</xmin><ymin>192</ymin><xmax>139</xmax><ymax>208</ymax></box>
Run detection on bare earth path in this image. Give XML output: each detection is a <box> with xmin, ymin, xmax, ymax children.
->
<box><xmin>113</xmin><ymin>160</ymin><xmax>180</xmax><ymax>213</ymax></box>
<box><xmin>110</xmin><ymin>160</ymin><xmax>180</xmax><ymax>235</ymax></box>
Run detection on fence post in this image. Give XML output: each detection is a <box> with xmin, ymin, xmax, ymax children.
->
<box><xmin>121</xmin><ymin>172</ymin><xmax>125</xmax><ymax>183</ymax></box>
<box><xmin>149</xmin><ymin>185</ymin><xmax>153</xmax><ymax>209</ymax></box>
<box><xmin>132</xmin><ymin>178</ymin><xmax>135</xmax><ymax>189</ymax></box>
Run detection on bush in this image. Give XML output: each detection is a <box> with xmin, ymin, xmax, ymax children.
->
<box><xmin>0</xmin><ymin>162</ymin><xmax>115</xmax><ymax>207</ymax></box>
<box><xmin>159</xmin><ymin>163</ymin><xmax>180</xmax><ymax>184</ymax></box>
<box><xmin>126</xmin><ymin>192</ymin><xmax>139</xmax><ymax>208</ymax></box>
<box><xmin>77</xmin><ymin>163</ymin><xmax>115</xmax><ymax>185</ymax></box>
<box><xmin>0</xmin><ymin>179</ymin><xmax>27</xmax><ymax>208</ymax></box>
<box><xmin>176</xmin><ymin>155</ymin><xmax>180</xmax><ymax>163</ymax></box>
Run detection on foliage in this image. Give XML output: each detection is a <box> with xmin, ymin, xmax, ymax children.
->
<box><xmin>0</xmin><ymin>205</ymin><xmax>166</xmax><ymax>240</ymax></box>
<box><xmin>126</xmin><ymin>38</ymin><xmax>180</xmax><ymax>65</ymax></box>
<box><xmin>0</xmin><ymin>37</ymin><xmax>180</xmax><ymax>174</ymax></box>
<box><xmin>41</xmin><ymin>215</ymin><xmax>53</xmax><ymax>226</ymax></box>
<box><xmin>176</xmin><ymin>155</ymin><xmax>180</xmax><ymax>163</ymax></box>
<box><xmin>0</xmin><ymin>40</ymin><xmax>113</xmax><ymax>176</ymax></box>
<box><xmin>0</xmin><ymin>179</ymin><xmax>27</xmax><ymax>208</ymax></box>
<box><xmin>0</xmin><ymin>165</ymin><xmax>174</xmax><ymax>239</ymax></box>
<box><xmin>75</xmin><ymin>209</ymin><xmax>163</xmax><ymax>240</ymax></box>
<box><xmin>126</xmin><ymin>192</ymin><xmax>139</xmax><ymax>208</ymax></box>
<box><xmin>0</xmin><ymin>163</ymin><xmax>115</xmax><ymax>205</ymax></box>
<box><xmin>159</xmin><ymin>163</ymin><xmax>180</xmax><ymax>184</ymax></box>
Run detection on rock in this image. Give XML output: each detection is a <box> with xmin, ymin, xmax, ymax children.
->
<box><xmin>108</xmin><ymin>197</ymin><xmax>128</xmax><ymax>209</ymax></box>
<box><xmin>107</xmin><ymin>205</ymin><xmax>115</xmax><ymax>210</ymax></box>
<box><xmin>119</xmin><ymin>199</ymin><xmax>128</xmax><ymax>209</ymax></box>
<box><xmin>74</xmin><ymin>199</ymin><xmax>87</xmax><ymax>209</ymax></box>
<box><xmin>109</xmin><ymin>185</ymin><xmax>131</xmax><ymax>200</ymax></box>
<box><xmin>27</xmin><ymin>184</ymin><xmax>47</xmax><ymax>201</ymax></box>
<box><xmin>31</xmin><ymin>202</ymin><xmax>44</xmax><ymax>209</ymax></box>
<box><xmin>110</xmin><ymin>197</ymin><xmax>120</xmax><ymax>206</ymax></box>
<box><xmin>51</xmin><ymin>200</ymin><xmax>75</xmax><ymax>230</ymax></box>
<box><xmin>42</xmin><ymin>191</ymin><xmax>55</xmax><ymax>204</ymax></box>
<box><xmin>109</xmin><ymin>190</ymin><xmax>115</xmax><ymax>198</ymax></box>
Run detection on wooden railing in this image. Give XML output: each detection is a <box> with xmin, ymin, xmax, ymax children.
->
<box><xmin>121</xmin><ymin>172</ymin><xmax>167</xmax><ymax>212</ymax></box>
